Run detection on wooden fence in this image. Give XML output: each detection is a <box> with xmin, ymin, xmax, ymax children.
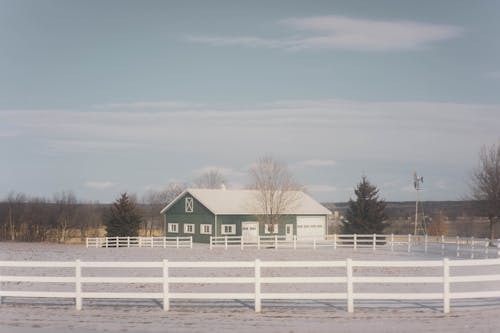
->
<box><xmin>1</xmin><ymin>258</ymin><xmax>500</xmax><ymax>313</ymax></box>
<box><xmin>86</xmin><ymin>236</ymin><xmax>193</xmax><ymax>249</ymax></box>
<box><xmin>209</xmin><ymin>234</ymin><xmax>500</xmax><ymax>258</ymax></box>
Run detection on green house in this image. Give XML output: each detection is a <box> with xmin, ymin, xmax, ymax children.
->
<box><xmin>160</xmin><ymin>188</ymin><xmax>331</xmax><ymax>243</ymax></box>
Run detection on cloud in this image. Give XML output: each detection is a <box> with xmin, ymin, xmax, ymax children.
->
<box><xmin>435</xmin><ymin>180</ymin><xmax>447</xmax><ymax>190</ymax></box>
<box><xmin>292</xmin><ymin>159</ymin><xmax>337</xmax><ymax>169</ymax></box>
<box><xmin>84</xmin><ymin>181</ymin><xmax>117</xmax><ymax>190</ymax></box>
<box><xmin>92</xmin><ymin>100</ymin><xmax>205</xmax><ymax>110</ymax></box>
<box><xmin>307</xmin><ymin>184</ymin><xmax>337</xmax><ymax>193</ymax></box>
<box><xmin>193</xmin><ymin>166</ymin><xmax>247</xmax><ymax>179</ymax></box>
<box><xmin>187</xmin><ymin>15</ymin><xmax>462</xmax><ymax>51</ymax></box>
<box><xmin>485</xmin><ymin>71</ymin><xmax>500</xmax><ymax>79</ymax></box>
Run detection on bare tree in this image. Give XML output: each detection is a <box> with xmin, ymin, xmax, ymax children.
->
<box><xmin>53</xmin><ymin>191</ymin><xmax>78</xmax><ymax>243</ymax></box>
<box><xmin>193</xmin><ymin>169</ymin><xmax>227</xmax><ymax>189</ymax></box>
<box><xmin>248</xmin><ymin>155</ymin><xmax>302</xmax><ymax>233</ymax></box>
<box><xmin>470</xmin><ymin>142</ymin><xmax>500</xmax><ymax>240</ymax></box>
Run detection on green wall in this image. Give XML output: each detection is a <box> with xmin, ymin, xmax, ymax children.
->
<box><xmin>162</xmin><ymin>192</ymin><xmax>328</xmax><ymax>243</ymax></box>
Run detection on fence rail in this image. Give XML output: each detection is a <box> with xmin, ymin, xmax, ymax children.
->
<box><xmin>209</xmin><ymin>234</ymin><xmax>500</xmax><ymax>258</ymax></box>
<box><xmin>85</xmin><ymin>236</ymin><xmax>193</xmax><ymax>249</ymax></box>
<box><xmin>1</xmin><ymin>258</ymin><xmax>500</xmax><ymax>313</ymax></box>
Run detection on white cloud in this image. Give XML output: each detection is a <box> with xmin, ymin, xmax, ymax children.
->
<box><xmin>84</xmin><ymin>181</ymin><xmax>117</xmax><ymax>190</ymax></box>
<box><xmin>485</xmin><ymin>71</ymin><xmax>500</xmax><ymax>79</ymax></box>
<box><xmin>294</xmin><ymin>159</ymin><xmax>337</xmax><ymax>168</ymax></box>
<box><xmin>92</xmin><ymin>100</ymin><xmax>205</xmax><ymax>110</ymax></box>
<box><xmin>187</xmin><ymin>15</ymin><xmax>462</xmax><ymax>51</ymax></box>
<box><xmin>193</xmin><ymin>166</ymin><xmax>247</xmax><ymax>179</ymax></box>
<box><xmin>307</xmin><ymin>184</ymin><xmax>337</xmax><ymax>193</ymax></box>
<box><xmin>435</xmin><ymin>180</ymin><xmax>447</xmax><ymax>190</ymax></box>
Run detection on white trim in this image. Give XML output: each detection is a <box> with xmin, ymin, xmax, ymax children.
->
<box><xmin>200</xmin><ymin>224</ymin><xmax>212</xmax><ymax>235</ymax></box>
<box><xmin>184</xmin><ymin>224</ymin><xmax>195</xmax><ymax>234</ymax></box>
<box><xmin>167</xmin><ymin>223</ymin><xmax>178</xmax><ymax>233</ymax></box>
<box><xmin>221</xmin><ymin>224</ymin><xmax>236</xmax><ymax>235</ymax></box>
<box><xmin>185</xmin><ymin>197</ymin><xmax>194</xmax><ymax>213</ymax></box>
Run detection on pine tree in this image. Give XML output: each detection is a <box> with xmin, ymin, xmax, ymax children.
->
<box><xmin>104</xmin><ymin>193</ymin><xmax>142</xmax><ymax>237</ymax></box>
<box><xmin>342</xmin><ymin>176</ymin><xmax>387</xmax><ymax>234</ymax></box>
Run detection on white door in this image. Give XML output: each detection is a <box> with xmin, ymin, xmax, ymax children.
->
<box><xmin>296</xmin><ymin>216</ymin><xmax>325</xmax><ymax>240</ymax></box>
<box><xmin>242</xmin><ymin>222</ymin><xmax>258</xmax><ymax>243</ymax></box>
<box><xmin>285</xmin><ymin>224</ymin><xmax>293</xmax><ymax>241</ymax></box>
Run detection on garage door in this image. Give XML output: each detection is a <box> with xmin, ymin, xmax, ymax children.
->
<box><xmin>296</xmin><ymin>216</ymin><xmax>325</xmax><ymax>240</ymax></box>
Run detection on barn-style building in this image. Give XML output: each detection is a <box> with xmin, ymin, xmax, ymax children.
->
<box><xmin>161</xmin><ymin>188</ymin><xmax>331</xmax><ymax>243</ymax></box>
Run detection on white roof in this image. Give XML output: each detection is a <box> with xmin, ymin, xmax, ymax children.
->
<box><xmin>161</xmin><ymin>188</ymin><xmax>331</xmax><ymax>215</ymax></box>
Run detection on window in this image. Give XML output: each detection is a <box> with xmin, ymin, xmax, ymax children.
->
<box><xmin>265</xmin><ymin>224</ymin><xmax>278</xmax><ymax>234</ymax></box>
<box><xmin>167</xmin><ymin>223</ymin><xmax>178</xmax><ymax>233</ymax></box>
<box><xmin>185</xmin><ymin>197</ymin><xmax>194</xmax><ymax>213</ymax></box>
<box><xmin>221</xmin><ymin>224</ymin><xmax>236</xmax><ymax>235</ymax></box>
<box><xmin>184</xmin><ymin>224</ymin><xmax>194</xmax><ymax>234</ymax></box>
<box><xmin>200</xmin><ymin>224</ymin><xmax>212</xmax><ymax>234</ymax></box>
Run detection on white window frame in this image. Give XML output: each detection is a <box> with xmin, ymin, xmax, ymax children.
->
<box><xmin>184</xmin><ymin>223</ymin><xmax>195</xmax><ymax>234</ymax></box>
<box><xmin>221</xmin><ymin>224</ymin><xmax>236</xmax><ymax>235</ymax></box>
<box><xmin>200</xmin><ymin>224</ymin><xmax>212</xmax><ymax>235</ymax></box>
<box><xmin>264</xmin><ymin>224</ymin><xmax>278</xmax><ymax>234</ymax></box>
<box><xmin>185</xmin><ymin>197</ymin><xmax>194</xmax><ymax>213</ymax></box>
<box><xmin>167</xmin><ymin>223</ymin><xmax>178</xmax><ymax>233</ymax></box>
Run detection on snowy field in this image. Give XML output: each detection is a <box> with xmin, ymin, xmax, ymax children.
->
<box><xmin>1</xmin><ymin>242</ymin><xmax>500</xmax><ymax>333</ymax></box>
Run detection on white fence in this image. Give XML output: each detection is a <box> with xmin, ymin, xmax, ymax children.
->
<box><xmin>210</xmin><ymin>234</ymin><xmax>500</xmax><ymax>258</ymax></box>
<box><xmin>1</xmin><ymin>258</ymin><xmax>500</xmax><ymax>313</ymax></box>
<box><xmin>86</xmin><ymin>236</ymin><xmax>193</xmax><ymax>249</ymax></box>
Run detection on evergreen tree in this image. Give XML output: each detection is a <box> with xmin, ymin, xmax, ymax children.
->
<box><xmin>104</xmin><ymin>193</ymin><xmax>142</xmax><ymax>237</ymax></box>
<box><xmin>342</xmin><ymin>176</ymin><xmax>387</xmax><ymax>234</ymax></box>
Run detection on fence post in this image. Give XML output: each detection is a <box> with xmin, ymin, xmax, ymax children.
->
<box><xmin>210</xmin><ymin>236</ymin><xmax>213</xmax><ymax>250</ymax></box>
<box><xmin>274</xmin><ymin>235</ymin><xmax>278</xmax><ymax>250</ymax></box>
<box><xmin>190</xmin><ymin>236</ymin><xmax>193</xmax><ymax>249</ymax></box>
<box><xmin>85</xmin><ymin>238</ymin><xmax>89</xmax><ymax>248</ymax></box>
<box><xmin>254</xmin><ymin>259</ymin><xmax>261</xmax><ymax>313</ymax></box>
<box><xmin>424</xmin><ymin>234</ymin><xmax>428</xmax><ymax>253</ymax></box>
<box><xmin>372</xmin><ymin>234</ymin><xmax>376</xmax><ymax>251</ymax></box>
<box><xmin>353</xmin><ymin>234</ymin><xmax>357</xmax><ymax>251</ymax></box>
<box><xmin>163</xmin><ymin>237</ymin><xmax>166</xmax><ymax>249</ymax></box>
<box><xmin>150</xmin><ymin>236</ymin><xmax>154</xmax><ymax>248</ymax></box>
<box><xmin>176</xmin><ymin>237</ymin><xmax>179</xmax><ymax>249</ymax></box>
<box><xmin>75</xmin><ymin>259</ymin><xmax>82</xmax><ymax>310</ymax></box>
<box><xmin>116</xmin><ymin>236</ymin><xmax>119</xmax><ymax>248</ymax></box>
<box><xmin>293</xmin><ymin>235</ymin><xmax>297</xmax><ymax>250</ymax></box>
<box><xmin>127</xmin><ymin>236</ymin><xmax>130</xmax><ymax>248</ymax></box>
<box><xmin>333</xmin><ymin>233</ymin><xmax>337</xmax><ymax>250</ymax></box>
<box><xmin>257</xmin><ymin>236</ymin><xmax>261</xmax><ymax>250</ymax></box>
<box><xmin>441</xmin><ymin>235</ymin><xmax>445</xmax><ymax>256</ymax></box>
<box><xmin>443</xmin><ymin>258</ymin><xmax>450</xmax><ymax>313</ymax></box>
<box><xmin>241</xmin><ymin>236</ymin><xmax>244</xmax><ymax>250</ymax></box>
<box><xmin>138</xmin><ymin>237</ymin><xmax>142</xmax><ymax>248</ymax></box>
<box><xmin>225</xmin><ymin>236</ymin><xmax>228</xmax><ymax>250</ymax></box>
<box><xmin>471</xmin><ymin>236</ymin><xmax>474</xmax><ymax>259</ymax></box>
<box><xmin>346</xmin><ymin>258</ymin><xmax>354</xmax><ymax>313</ymax></box>
<box><xmin>105</xmin><ymin>237</ymin><xmax>108</xmax><ymax>248</ymax></box>
<box><xmin>407</xmin><ymin>234</ymin><xmax>411</xmax><ymax>253</ymax></box>
<box><xmin>390</xmin><ymin>234</ymin><xmax>394</xmax><ymax>252</ymax></box>
<box><xmin>484</xmin><ymin>240</ymin><xmax>488</xmax><ymax>257</ymax></box>
<box><xmin>163</xmin><ymin>259</ymin><xmax>169</xmax><ymax>311</ymax></box>
<box><xmin>456</xmin><ymin>236</ymin><xmax>460</xmax><ymax>257</ymax></box>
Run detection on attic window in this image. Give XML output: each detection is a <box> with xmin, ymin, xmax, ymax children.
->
<box><xmin>185</xmin><ymin>197</ymin><xmax>194</xmax><ymax>213</ymax></box>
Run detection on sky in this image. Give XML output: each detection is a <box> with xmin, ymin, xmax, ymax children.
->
<box><xmin>1</xmin><ymin>0</ymin><xmax>499</xmax><ymax>203</ymax></box>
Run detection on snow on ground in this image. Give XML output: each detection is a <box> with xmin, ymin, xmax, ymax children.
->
<box><xmin>1</xmin><ymin>242</ymin><xmax>500</xmax><ymax>333</ymax></box>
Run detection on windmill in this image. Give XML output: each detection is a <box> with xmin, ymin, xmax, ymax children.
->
<box><xmin>413</xmin><ymin>172</ymin><xmax>426</xmax><ymax>235</ymax></box>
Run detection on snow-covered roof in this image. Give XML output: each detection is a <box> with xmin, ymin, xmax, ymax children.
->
<box><xmin>160</xmin><ymin>188</ymin><xmax>331</xmax><ymax>216</ymax></box>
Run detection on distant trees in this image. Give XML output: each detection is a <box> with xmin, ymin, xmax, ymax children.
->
<box><xmin>470</xmin><ymin>142</ymin><xmax>500</xmax><ymax>240</ymax></box>
<box><xmin>193</xmin><ymin>169</ymin><xmax>227</xmax><ymax>189</ymax></box>
<box><xmin>248</xmin><ymin>155</ymin><xmax>302</xmax><ymax>233</ymax></box>
<box><xmin>104</xmin><ymin>193</ymin><xmax>142</xmax><ymax>237</ymax></box>
<box><xmin>342</xmin><ymin>176</ymin><xmax>387</xmax><ymax>234</ymax></box>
